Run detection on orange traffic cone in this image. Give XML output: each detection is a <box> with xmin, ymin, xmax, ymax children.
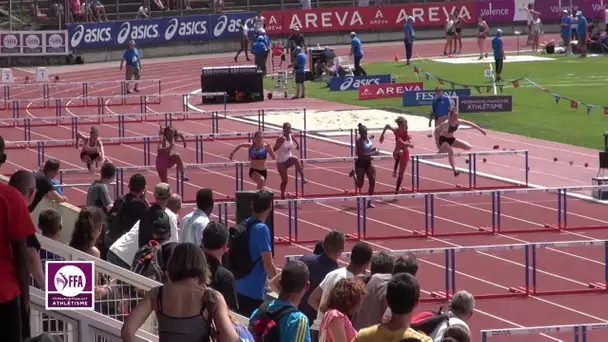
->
<box><xmin>394</xmin><ymin>53</ymin><xmax>399</xmax><ymax>62</ymax></box>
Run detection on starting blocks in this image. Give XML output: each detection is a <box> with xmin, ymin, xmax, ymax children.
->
<box><xmin>1</xmin><ymin>68</ymin><xmax>14</xmax><ymax>84</ymax></box>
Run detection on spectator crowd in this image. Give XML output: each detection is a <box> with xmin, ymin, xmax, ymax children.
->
<box><xmin>0</xmin><ymin>132</ymin><xmax>476</xmax><ymax>342</ymax></box>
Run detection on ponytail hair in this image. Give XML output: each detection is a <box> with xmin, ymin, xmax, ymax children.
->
<box><xmin>69</xmin><ymin>207</ymin><xmax>105</xmax><ymax>253</ymax></box>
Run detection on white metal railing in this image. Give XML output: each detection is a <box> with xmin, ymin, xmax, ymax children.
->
<box><xmin>30</xmin><ymin>287</ymin><xmax>157</xmax><ymax>341</ymax></box>
<box><xmin>35</xmin><ymin>233</ymin><xmax>249</xmax><ymax>338</ymax></box>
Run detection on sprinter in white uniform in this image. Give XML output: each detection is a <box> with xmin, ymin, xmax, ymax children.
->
<box><xmin>273</xmin><ymin>122</ymin><xmax>307</xmax><ymax>199</ymax></box>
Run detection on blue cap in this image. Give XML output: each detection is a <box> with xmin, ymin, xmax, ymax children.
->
<box><xmin>294</xmin><ymin>46</ymin><xmax>302</xmax><ymax>52</ymax></box>
<box><xmin>496</xmin><ymin>29</ymin><xmax>503</xmax><ymax>36</ymax></box>
<box><xmin>257</xmin><ymin>36</ymin><xmax>264</xmax><ymax>41</ymax></box>
<box><xmin>407</xmin><ymin>16</ymin><xmax>414</xmax><ymax>22</ymax></box>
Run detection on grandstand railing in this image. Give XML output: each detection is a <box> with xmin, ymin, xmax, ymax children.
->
<box><xmin>285</xmin><ymin>239</ymin><xmax>608</xmax><ymax>303</ymax></box>
<box><xmin>481</xmin><ymin>323</ymin><xmax>608</xmax><ymax>341</ymax></box>
<box><xmin>35</xmin><ymin>233</ymin><xmax>249</xmax><ymax>337</ymax></box>
<box><xmin>29</xmin><ymin>287</ymin><xmax>157</xmax><ymax>341</ymax></box>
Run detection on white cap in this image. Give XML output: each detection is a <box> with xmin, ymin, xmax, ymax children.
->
<box><xmin>350</xmin><ymin>31</ymin><xmax>356</xmax><ymax>36</ymax></box>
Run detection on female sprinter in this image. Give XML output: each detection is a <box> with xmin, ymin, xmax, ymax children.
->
<box><xmin>75</xmin><ymin>126</ymin><xmax>109</xmax><ymax>172</ymax></box>
<box><xmin>443</xmin><ymin>14</ymin><xmax>456</xmax><ymax>55</ymax></box>
<box><xmin>434</xmin><ymin>109</ymin><xmax>486</xmax><ymax>177</ymax></box>
<box><xmin>351</xmin><ymin>123</ymin><xmax>378</xmax><ymax>207</ymax></box>
<box><xmin>453</xmin><ymin>7</ymin><xmax>466</xmax><ymax>54</ymax></box>
<box><xmin>156</xmin><ymin>125</ymin><xmax>188</xmax><ymax>183</ymax></box>
<box><xmin>379</xmin><ymin>116</ymin><xmax>414</xmax><ymax>194</ymax></box>
<box><xmin>274</xmin><ymin>122</ymin><xmax>307</xmax><ymax>199</ymax></box>
<box><xmin>477</xmin><ymin>15</ymin><xmax>490</xmax><ymax>59</ymax></box>
<box><xmin>229</xmin><ymin>131</ymin><xmax>276</xmax><ymax>190</ymax></box>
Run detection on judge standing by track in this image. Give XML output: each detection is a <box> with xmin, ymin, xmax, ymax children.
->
<box><xmin>350</xmin><ymin>32</ymin><xmax>366</xmax><ymax>77</ymax></box>
<box><xmin>120</xmin><ymin>40</ymin><xmax>141</xmax><ymax>94</ymax></box>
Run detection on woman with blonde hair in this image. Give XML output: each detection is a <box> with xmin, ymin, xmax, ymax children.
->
<box><xmin>318</xmin><ymin>278</ymin><xmax>368</xmax><ymax>342</ymax></box>
<box><xmin>121</xmin><ymin>243</ymin><xmax>238</xmax><ymax>342</ymax></box>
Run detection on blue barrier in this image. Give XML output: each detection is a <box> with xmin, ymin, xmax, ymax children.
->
<box><xmin>68</xmin><ymin>13</ymin><xmax>257</xmax><ymax>49</ymax></box>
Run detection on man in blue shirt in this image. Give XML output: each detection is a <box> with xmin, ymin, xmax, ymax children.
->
<box><xmin>298</xmin><ymin>230</ymin><xmax>344</xmax><ymax>325</ymax></box>
<box><xmin>403</xmin><ymin>16</ymin><xmax>415</xmax><ymax>65</ymax></box>
<box><xmin>492</xmin><ymin>29</ymin><xmax>505</xmax><ymax>81</ymax></box>
<box><xmin>292</xmin><ymin>46</ymin><xmax>307</xmax><ymax>99</ymax></box>
<box><xmin>561</xmin><ymin>10</ymin><xmax>572</xmax><ymax>55</ymax></box>
<box><xmin>119</xmin><ymin>40</ymin><xmax>141</xmax><ymax>94</ymax></box>
<box><xmin>576</xmin><ymin>11</ymin><xmax>588</xmax><ymax>57</ymax></box>
<box><xmin>249</xmin><ymin>260</ymin><xmax>311</xmax><ymax>342</ymax></box>
<box><xmin>236</xmin><ymin>190</ymin><xmax>278</xmax><ymax>317</ymax></box>
<box><xmin>350</xmin><ymin>32</ymin><xmax>366</xmax><ymax>76</ymax></box>
<box><xmin>251</xmin><ymin>36</ymin><xmax>268</xmax><ymax>75</ymax></box>
<box><xmin>428</xmin><ymin>87</ymin><xmax>452</xmax><ymax>137</ymax></box>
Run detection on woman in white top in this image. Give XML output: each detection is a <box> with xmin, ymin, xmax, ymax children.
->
<box><xmin>443</xmin><ymin>14</ymin><xmax>456</xmax><ymax>55</ymax></box>
<box><xmin>75</xmin><ymin>126</ymin><xmax>109</xmax><ymax>172</ymax></box>
<box><xmin>273</xmin><ymin>122</ymin><xmax>307</xmax><ymax>199</ymax></box>
<box><xmin>530</xmin><ymin>13</ymin><xmax>542</xmax><ymax>52</ymax></box>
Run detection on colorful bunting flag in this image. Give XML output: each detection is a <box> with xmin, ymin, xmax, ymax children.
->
<box><xmin>410</xmin><ymin>64</ymin><xmax>608</xmax><ymax>115</ymax></box>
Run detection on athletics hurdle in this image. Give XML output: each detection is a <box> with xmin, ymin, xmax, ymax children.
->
<box><xmin>481</xmin><ymin>323</ymin><xmax>608</xmax><ymax>341</ymax></box>
<box><xmin>2</xmin><ymin>79</ymin><xmax>163</xmax><ymax>100</ymax></box>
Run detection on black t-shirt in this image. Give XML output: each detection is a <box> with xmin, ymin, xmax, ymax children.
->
<box><xmin>117</xmin><ymin>193</ymin><xmax>150</xmax><ymax>238</ymax></box>
<box><xmin>319</xmin><ymin>49</ymin><xmax>336</xmax><ymax>64</ymax></box>
<box><xmin>288</xmin><ymin>34</ymin><xmax>305</xmax><ymax>50</ymax></box>
<box><xmin>29</xmin><ymin>171</ymin><xmax>54</xmax><ymax>213</ymax></box>
<box><xmin>206</xmin><ymin>252</ymin><xmax>238</xmax><ymax>311</ymax></box>
<box><xmin>138</xmin><ymin>204</ymin><xmax>165</xmax><ymax>248</ymax></box>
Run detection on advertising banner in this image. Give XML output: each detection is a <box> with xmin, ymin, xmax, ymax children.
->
<box><xmin>329</xmin><ymin>75</ymin><xmax>393</xmax><ymax>91</ymax></box>
<box><xmin>261</xmin><ymin>1</ymin><xmax>474</xmax><ymax>34</ymax></box>
<box><xmin>0</xmin><ymin>31</ymin><xmax>69</xmax><ymax>56</ymax></box>
<box><xmin>68</xmin><ymin>12</ymin><xmax>255</xmax><ymax>49</ymax></box>
<box><xmin>457</xmin><ymin>95</ymin><xmax>513</xmax><ymax>113</ymax></box>
<box><xmin>358</xmin><ymin>81</ymin><xmax>423</xmax><ymax>100</ymax></box>
<box><xmin>402</xmin><ymin>88</ymin><xmax>472</xmax><ymax>106</ymax></box>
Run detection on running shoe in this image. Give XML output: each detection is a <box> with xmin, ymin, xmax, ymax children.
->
<box><xmin>183</xmin><ymin>175</ymin><xmax>189</xmax><ymax>181</ymax></box>
<box><xmin>367</xmin><ymin>200</ymin><xmax>375</xmax><ymax>208</ymax></box>
<box><xmin>86</xmin><ymin>160</ymin><xmax>93</xmax><ymax>172</ymax></box>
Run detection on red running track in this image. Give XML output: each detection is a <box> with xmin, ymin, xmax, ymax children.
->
<box><xmin>3</xmin><ymin>35</ymin><xmax>608</xmax><ymax>340</ymax></box>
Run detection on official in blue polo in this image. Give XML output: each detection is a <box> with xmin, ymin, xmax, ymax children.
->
<box><xmin>119</xmin><ymin>40</ymin><xmax>141</xmax><ymax>94</ymax></box>
<box><xmin>428</xmin><ymin>87</ymin><xmax>452</xmax><ymax>137</ymax></box>
<box><xmin>576</xmin><ymin>11</ymin><xmax>588</xmax><ymax>57</ymax></box>
<box><xmin>403</xmin><ymin>16</ymin><xmax>415</xmax><ymax>65</ymax></box>
<box><xmin>350</xmin><ymin>32</ymin><xmax>366</xmax><ymax>76</ymax></box>
<box><xmin>292</xmin><ymin>46</ymin><xmax>307</xmax><ymax>99</ymax></box>
<box><xmin>492</xmin><ymin>29</ymin><xmax>505</xmax><ymax>82</ymax></box>
<box><xmin>260</xmin><ymin>28</ymin><xmax>272</xmax><ymax>65</ymax></box>
<box><xmin>252</xmin><ymin>36</ymin><xmax>268</xmax><ymax>75</ymax></box>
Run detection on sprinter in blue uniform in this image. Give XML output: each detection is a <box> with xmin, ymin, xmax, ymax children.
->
<box><xmin>229</xmin><ymin>131</ymin><xmax>276</xmax><ymax>190</ymax></box>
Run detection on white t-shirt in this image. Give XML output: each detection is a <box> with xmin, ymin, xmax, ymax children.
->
<box><xmin>312</xmin><ymin>267</ymin><xmax>354</xmax><ymax>330</ymax></box>
<box><xmin>109</xmin><ymin>208</ymin><xmax>179</xmax><ymax>265</ymax></box>
<box><xmin>179</xmin><ymin>209</ymin><xmax>210</xmax><ymax>245</ymax></box>
<box><xmin>429</xmin><ymin>313</ymin><xmax>470</xmax><ymax>341</ymax></box>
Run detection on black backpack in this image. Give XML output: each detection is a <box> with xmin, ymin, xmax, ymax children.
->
<box><xmin>102</xmin><ymin>196</ymin><xmax>127</xmax><ymax>248</ymax></box>
<box><xmin>409</xmin><ymin>307</ymin><xmax>449</xmax><ymax>336</ymax></box>
<box><xmin>250</xmin><ymin>302</ymin><xmax>297</xmax><ymax>342</ymax></box>
<box><xmin>131</xmin><ymin>240</ymin><xmax>169</xmax><ymax>283</ymax></box>
<box><xmin>224</xmin><ymin>218</ymin><xmax>261</xmax><ymax>279</ymax></box>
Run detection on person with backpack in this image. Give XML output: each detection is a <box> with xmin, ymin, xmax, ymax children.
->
<box><xmin>122</xmin><ymin>243</ymin><xmax>239</xmax><ymax>342</ymax></box>
<box><xmin>228</xmin><ymin>190</ymin><xmax>278</xmax><ymax>317</ymax></box>
<box><xmin>424</xmin><ymin>291</ymin><xmax>474</xmax><ymax>341</ymax></box>
<box><xmin>130</xmin><ymin>212</ymin><xmax>178</xmax><ymax>282</ymax></box>
<box><xmin>138</xmin><ymin>183</ymin><xmax>179</xmax><ymax>248</ymax></box>
<box><xmin>107</xmin><ymin>193</ymin><xmax>181</xmax><ymax>269</ymax></box>
<box><xmin>103</xmin><ymin>174</ymin><xmax>149</xmax><ymax>254</ymax></box>
<box><xmin>352</xmin><ymin>251</ymin><xmax>395</xmax><ymax>330</ymax></box>
<box><xmin>249</xmin><ymin>260</ymin><xmax>311</xmax><ymax>342</ymax></box>
<box><xmin>354</xmin><ymin>273</ymin><xmax>431</xmax><ymax>342</ymax></box>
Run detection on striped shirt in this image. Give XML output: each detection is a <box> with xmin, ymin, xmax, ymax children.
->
<box><xmin>249</xmin><ymin>299</ymin><xmax>311</xmax><ymax>342</ymax></box>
